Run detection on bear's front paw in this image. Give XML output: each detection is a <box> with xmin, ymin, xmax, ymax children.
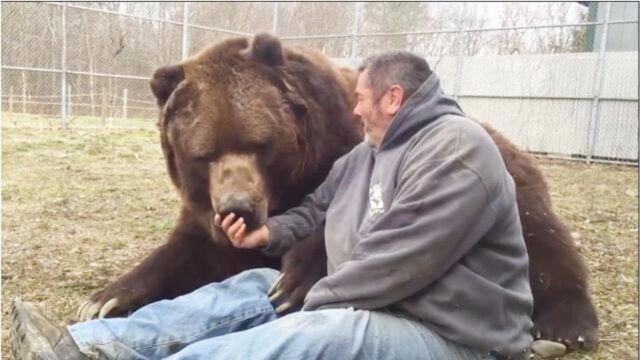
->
<box><xmin>271</xmin><ymin>236</ymin><xmax>327</xmax><ymax>314</ymax></box>
<box><xmin>76</xmin><ymin>285</ymin><xmax>142</xmax><ymax>321</ymax></box>
<box><xmin>532</xmin><ymin>296</ymin><xmax>599</xmax><ymax>351</ymax></box>
<box><xmin>267</xmin><ymin>270</ymin><xmax>316</xmax><ymax>314</ymax></box>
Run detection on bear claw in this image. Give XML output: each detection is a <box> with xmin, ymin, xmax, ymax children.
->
<box><xmin>275</xmin><ymin>302</ymin><xmax>292</xmax><ymax>314</ymax></box>
<box><xmin>268</xmin><ymin>274</ymin><xmax>286</xmax><ymax>297</ymax></box>
<box><xmin>268</xmin><ymin>289</ymin><xmax>285</xmax><ymax>304</ymax></box>
<box><xmin>77</xmin><ymin>297</ymin><xmax>119</xmax><ymax>322</ymax></box>
<box><xmin>98</xmin><ymin>298</ymin><xmax>120</xmax><ymax>319</ymax></box>
<box><xmin>76</xmin><ymin>300</ymin><xmax>91</xmax><ymax>320</ymax></box>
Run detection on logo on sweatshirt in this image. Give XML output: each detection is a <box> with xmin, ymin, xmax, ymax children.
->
<box><xmin>368</xmin><ymin>183</ymin><xmax>385</xmax><ymax>217</ymax></box>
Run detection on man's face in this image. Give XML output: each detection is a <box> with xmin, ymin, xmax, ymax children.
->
<box><xmin>353</xmin><ymin>70</ymin><xmax>389</xmax><ymax>148</ymax></box>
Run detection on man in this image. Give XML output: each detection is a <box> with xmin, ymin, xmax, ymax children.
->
<box><xmin>12</xmin><ymin>51</ymin><xmax>533</xmax><ymax>360</ymax></box>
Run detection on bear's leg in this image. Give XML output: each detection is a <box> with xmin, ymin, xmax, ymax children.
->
<box><xmin>269</xmin><ymin>231</ymin><xmax>327</xmax><ymax>313</ymax></box>
<box><xmin>484</xmin><ymin>123</ymin><xmax>599</xmax><ymax>351</ymax></box>
<box><xmin>521</xmin><ymin>197</ymin><xmax>599</xmax><ymax>350</ymax></box>
<box><xmin>77</xmin><ymin>220</ymin><xmax>277</xmax><ymax>321</ymax></box>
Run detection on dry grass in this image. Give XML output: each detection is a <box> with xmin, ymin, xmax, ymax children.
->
<box><xmin>2</xmin><ymin>125</ymin><xmax>638</xmax><ymax>359</ymax></box>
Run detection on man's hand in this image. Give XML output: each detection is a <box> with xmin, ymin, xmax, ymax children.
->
<box><xmin>214</xmin><ymin>213</ymin><xmax>270</xmax><ymax>249</ymax></box>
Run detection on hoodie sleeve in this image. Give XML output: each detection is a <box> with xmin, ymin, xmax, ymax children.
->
<box><xmin>261</xmin><ymin>155</ymin><xmax>349</xmax><ymax>257</ymax></box>
<box><xmin>304</xmin><ymin>127</ymin><xmax>505</xmax><ymax>310</ymax></box>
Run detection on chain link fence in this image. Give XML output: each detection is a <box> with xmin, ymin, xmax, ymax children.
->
<box><xmin>1</xmin><ymin>2</ymin><xmax>638</xmax><ymax>164</ymax></box>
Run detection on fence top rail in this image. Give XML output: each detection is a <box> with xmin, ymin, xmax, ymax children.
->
<box><xmin>1</xmin><ymin>66</ymin><xmax>152</xmax><ymax>81</ymax></box>
<box><xmin>1</xmin><ymin>94</ymin><xmax>158</xmax><ymax>104</ymax></box>
<box><xmin>2</xmin><ymin>100</ymin><xmax>155</xmax><ymax>110</ymax></box>
<box><xmin>42</xmin><ymin>2</ymin><xmax>252</xmax><ymax>36</ymax></box>
<box><xmin>39</xmin><ymin>2</ymin><xmax>638</xmax><ymax>41</ymax></box>
<box><xmin>5</xmin><ymin>94</ymin><xmax>637</xmax><ymax>103</ymax></box>
<box><xmin>280</xmin><ymin>19</ymin><xmax>639</xmax><ymax>41</ymax></box>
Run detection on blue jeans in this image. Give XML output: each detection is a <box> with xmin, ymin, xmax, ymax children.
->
<box><xmin>69</xmin><ymin>268</ymin><xmax>495</xmax><ymax>360</ymax></box>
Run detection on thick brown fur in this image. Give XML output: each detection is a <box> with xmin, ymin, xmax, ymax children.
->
<box><xmin>481</xmin><ymin>124</ymin><xmax>598</xmax><ymax>349</ymax></box>
<box><xmin>86</xmin><ymin>34</ymin><xmax>360</xmax><ymax>319</ymax></box>
<box><xmin>85</xmin><ymin>34</ymin><xmax>597</xmax><ymax>351</ymax></box>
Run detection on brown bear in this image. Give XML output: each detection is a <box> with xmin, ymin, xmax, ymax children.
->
<box><xmin>482</xmin><ymin>126</ymin><xmax>599</xmax><ymax>348</ymax></box>
<box><xmin>76</xmin><ymin>33</ymin><xmax>598</xmax><ymax>351</ymax></box>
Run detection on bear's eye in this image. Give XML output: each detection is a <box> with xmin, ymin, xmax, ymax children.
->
<box><xmin>289</xmin><ymin>103</ymin><xmax>307</xmax><ymax>119</ymax></box>
<box><xmin>164</xmin><ymin>104</ymin><xmax>194</xmax><ymax>128</ymax></box>
<box><xmin>193</xmin><ymin>150</ymin><xmax>218</xmax><ymax>163</ymax></box>
<box><xmin>194</xmin><ymin>155</ymin><xmax>209</xmax><ymax>162</ymax></box>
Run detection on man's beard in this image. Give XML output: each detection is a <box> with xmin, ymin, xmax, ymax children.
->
<box><xmin>364</xmin><ymin>132</ymin><xmax>378</xmax><ymax>149</ymax></box>
<box><xmin>363</xmin><ymin>105</ymin><xmax>385</xmax><ymax>149</ymax></box>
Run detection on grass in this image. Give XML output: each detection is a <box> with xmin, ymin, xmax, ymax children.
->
<box><xmin>1</xmin><ymin>125</ymin><xmax>638</xmax><ymax>359</ymax></box>
<box><xmin>2</xmin><ymin>112</ymin><xmax>157</xmax><ymax>130</ymax></box>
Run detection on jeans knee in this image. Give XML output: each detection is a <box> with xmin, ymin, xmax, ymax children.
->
<box><xmin>229</xmin><ymin>268</ymin><xmax>281</xmax><ymax>291</ymax></box>
<box><xmin>282</xmin><ymin>309</ymin><xmax>369</xmax><ymax>341</ymax></box>
<box><xmin>239</xmin><ymin>267</ymin><xmax>280</xmax><ymax>281</ymax></box>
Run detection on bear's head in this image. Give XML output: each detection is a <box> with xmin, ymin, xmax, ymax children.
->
<box><xmin>149</xmin><ymin>34</ymin><xmax>360</xmax><ymax>242</ymax></box>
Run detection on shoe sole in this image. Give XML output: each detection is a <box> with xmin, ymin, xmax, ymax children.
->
<box><xmin>11</xmin><ymin>299</ymin><xmax>59</xmax><ymax>360</ymax></box>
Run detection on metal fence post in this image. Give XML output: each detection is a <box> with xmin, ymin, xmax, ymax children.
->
<box><xmin>21</xmin><ymin>71</ymin><xmax>27</xmax><ymax>113</ymax></box>
<box><xmin>586</xmin><ymin>2</ymin><xmax>611</xmax><ymax>164</ymax></box>
<box><xmin>272</xmin><ymin>3</ymin><xmax>278</xmax><ymax>35</ymax></box>
<box><xmin>181</xmin><ymin>2</ymin><xmax>190</xmax><ymax>60</ymax></box>
<box><xmin>351</xmin><ymin>2</ymin><xmax>361</xmax><ymax>68</ymax></box>
<box><xmin>90</xmin><ymin>86</ymin><xmax>96</xmax><ymax>117</ymax></box>
<box><xmin>101</xmin><ymin>87</ymin><xmax>107</xmax><ymax>128</ymax></box>
<box><xmin>453</xmin><ymin>4</ymin><xmax>466</xmax><ymax>100</ymax></box>
<box><xmin>123</xmin><ymin>88</ymin><xmax>128</xmax><ymax>119</ymax></box>
<box><xmin>61</xmin><ymin>2</ymin><xmax>68</xmax><ymax>129</ymax></box>
<box><xmin>9</xmin><ymin>87</ymin><xmax>14</xmax><ymax>119</ymax></box>
<box><xmin>67</xmin><ymin>85</ymin><xmax>72</xmax><ymax>118</ymax></box>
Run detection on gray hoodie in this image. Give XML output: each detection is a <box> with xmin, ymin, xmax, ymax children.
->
<box><xmin>264</xmin><ymin>74</ymin><xmax>533</xmax><ymax>358</ymax></box>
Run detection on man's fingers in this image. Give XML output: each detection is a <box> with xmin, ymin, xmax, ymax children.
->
<box><xmin>233</xmin><ymin>224</ymin><xmax>247</xmax><ymax>246</ymax></box>
<box><xmin>220</xmin><ymin>213</ymin><xmax>236</xmax><ymax>231</ymax></box>
<box><xmin>216</xmin><ymin>214</ymin><xmax>261</xmax><ymax>249</ymax></box>
<box><xmin>228</xmin><ymin>218</ymin><xmax>244</xmax><ymax>239</ymax></box>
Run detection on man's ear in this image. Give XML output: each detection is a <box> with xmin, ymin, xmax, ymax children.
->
<box><xmin>384</xmin><ymin>85</ymin><xmax>405</xmax><ymax>116</ymax></box>
<box><xmin>150</xmin><ymin>65</ymin><xmax>185</xmax><ymax>106</ymax></box>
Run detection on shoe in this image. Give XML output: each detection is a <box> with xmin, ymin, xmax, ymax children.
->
<box><xmin>11</xmin><ymin>299</ymin><xmax>90</xmax><ymax>360</ymax></box>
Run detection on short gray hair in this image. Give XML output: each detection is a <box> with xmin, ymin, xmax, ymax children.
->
<box><xmin>358</xmin><ymin>51</ymin><xmax>432</xmax><ymax>103</ymax></box>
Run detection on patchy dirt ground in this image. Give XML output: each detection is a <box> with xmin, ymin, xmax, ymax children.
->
<box><xmin>2</xmin><ymin>126</ymin><xmax>638</xmax><ymax>359</ymax></box>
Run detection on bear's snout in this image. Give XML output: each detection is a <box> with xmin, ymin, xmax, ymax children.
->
<box><xmin>219</xmin><ymin>195</ymin><xmax>254</xmax><ymax>225</ymax></box>
<box><xmin>209</xmin><ymin>153</ymin><xmax>268</xmax><ymax>232</ymax></box>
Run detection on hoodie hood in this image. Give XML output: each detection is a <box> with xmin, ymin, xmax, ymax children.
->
<box><xmin>380</xmin><ymin>73</ymin><xmax>464</xmax><ymax>150</ymax></box>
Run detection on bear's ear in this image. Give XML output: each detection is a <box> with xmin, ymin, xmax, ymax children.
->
<box><xmin>248</xmin><ymin>33</ymin><xmax>284</xmax><ymax>67</ymax></box>
<box><xmin>150</xmin><ymin>65</ymin><xmax>185</xmax><ymax>106</ymax></box>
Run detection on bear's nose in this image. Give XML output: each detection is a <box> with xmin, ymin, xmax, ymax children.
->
<box><xmin>218</xmin><ymin>196</ymin><xmax>258</xmax><ymax>230</ymax></box>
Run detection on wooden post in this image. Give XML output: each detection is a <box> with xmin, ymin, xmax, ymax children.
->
<box><xmin>123</xmin><ymin>88</ymin><xmax>128</xmax><ymax>119</ymax></box>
